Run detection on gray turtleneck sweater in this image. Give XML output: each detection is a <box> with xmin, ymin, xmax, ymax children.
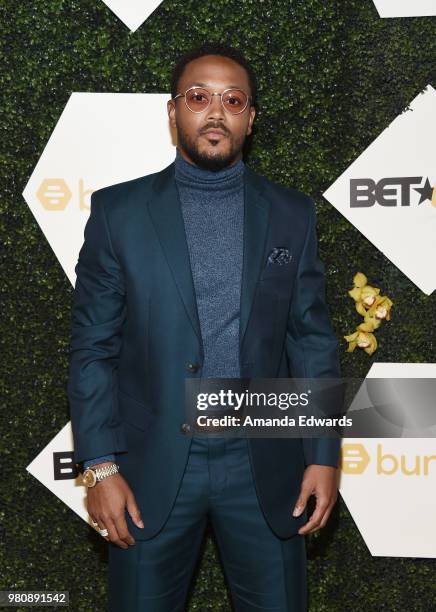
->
<box><xmin>83</xmin><ymin>148</ymin><xmax>245</xmax><ymax>467</ymax></box>
<box><xmin>174</xmin><ymin>147</ymin><xmax>244</xmax><ymax>378</ymax></box>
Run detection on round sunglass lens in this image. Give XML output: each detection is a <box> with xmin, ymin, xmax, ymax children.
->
<box><xmin>186</xmin><ymin>88</ymin><xmax>211</xmax><ymax>112</ymax></box>
<box><xmin>222</xmin><ymin>90</ymin><xmax>248</xmax><ymax>113</ymax></box>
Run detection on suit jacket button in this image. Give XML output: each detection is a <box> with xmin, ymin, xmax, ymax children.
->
<box><xmin>186</xmin><ymin>363</ymin><xmax>199</xmax><ymax>373</ymax></box>
<box><xmin>180</xmin><ymin>423</ymin><xmax>191</xmax><ymax>434</ymax></box>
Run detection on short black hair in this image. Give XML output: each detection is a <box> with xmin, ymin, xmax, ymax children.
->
<box><xmin>170</xmin><ymin>42</ymin><xmax>257</xmax><ymax>107</ymax></box>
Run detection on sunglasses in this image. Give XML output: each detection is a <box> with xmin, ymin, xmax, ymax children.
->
<box><xmin>172</xmin><ymin>86</ymin><xmax>251</xmax><ymax>115</ymax></box>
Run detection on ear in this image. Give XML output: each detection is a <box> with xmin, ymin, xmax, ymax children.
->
<box><xmin>246</xmin><ymin>106</ymin><xmax>256</xmax><ymax>136</ymax></box>
<box><xmin>167</xmin><ymin>100</ymin><xmax>176</xmax><ymax>129</ymax></box>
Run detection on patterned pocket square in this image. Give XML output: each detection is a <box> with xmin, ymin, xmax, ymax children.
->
<box><xmin>267</xmin><ymin>247</ymin><xmax>292</xmax><ymax>266</ymax></box>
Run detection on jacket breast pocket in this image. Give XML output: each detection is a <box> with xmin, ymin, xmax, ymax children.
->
<box><xmin>258</xmin><ymin>259</ymin><xmax>296</xmax><ymax>299</ymax></box>
<box><xmin>118</xmin><ymin>389</ymin><xmax>155</xmax><ymax>432</ymax></box>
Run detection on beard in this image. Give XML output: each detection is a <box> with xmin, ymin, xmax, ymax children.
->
<box><xmin>176</xmin><ymin>124</ymin><xmax>245</xmax><ymax>172</ymax></box>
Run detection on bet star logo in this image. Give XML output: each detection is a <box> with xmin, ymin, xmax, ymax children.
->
<box><xmin>350</xmin><ymin>176</ymin><xmax>436</xmax><ymax>208</ymax></box>
<box><xmin>414</xmin><ymin>177</ymin><xmax>436</xmax><ymax>205</ymax></box>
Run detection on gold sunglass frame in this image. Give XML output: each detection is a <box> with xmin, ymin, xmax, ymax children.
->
<box><xmin>172</xmin><ymin>86</ymin><xmax>252</xmax><ymax>115</ymax></box>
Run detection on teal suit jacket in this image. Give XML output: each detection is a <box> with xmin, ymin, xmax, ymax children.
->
<box><xmin>67</xmin><ymin>159</ymin><xmax>341</xmax><ymax>539</ymax></box>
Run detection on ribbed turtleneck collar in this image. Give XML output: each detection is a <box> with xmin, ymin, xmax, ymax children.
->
<box><xmin>174</xmin><ymin>147</ymin><xmax>245</xmax><ymax>191</ymax></box>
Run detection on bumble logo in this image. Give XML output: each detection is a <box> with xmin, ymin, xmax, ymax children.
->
<box><xmin>376</xmin><ymin>445</ymin><xmax>436</xmax><ymax>476</ymax></box>
<box><xmin>341</xmin><ymin>443</ymin><xmax>370</xmax><ymax>474</ymax></box>
<box><xmin>341</xmin><ymin>443</ymin><xmax>436</xmax><ymax>476</ymax></box>
<box><xmin>37</xmin><ymin>179</ymin><xmax>71</xmax><ymax>211</ymax></box>
<box><xmin>36</xmin><ymin>179</ymin><xmax>93</xmax><ymax>211</ymax></box>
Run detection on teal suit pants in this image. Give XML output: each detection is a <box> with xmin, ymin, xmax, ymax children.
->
<box><xmin>107</xmin><ymin>436</ymin><xmax>307</xmax><ymax>611</ymax></box>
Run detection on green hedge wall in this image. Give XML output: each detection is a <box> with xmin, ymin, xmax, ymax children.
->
<box><xmin>1</xmin><ymin>0</ymin><xmax>435</xmax><ymax>610</ymax></box>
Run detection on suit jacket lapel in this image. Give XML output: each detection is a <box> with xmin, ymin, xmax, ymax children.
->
<box><xmin>146</xmin><ymin>159</ymin><xmax>271</xmax><ymax>361</ymax></box>
<box><xmin>147</xmin><ymin>161</ymin><xmax>203</xmax><ymax>351</ymax></box>
<box><xmin>239</xmin><ymin>165</ymin><xmax>271</xmax><ymax>352</ymax></box>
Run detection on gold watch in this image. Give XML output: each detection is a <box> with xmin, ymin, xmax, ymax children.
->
<box><xmin>82</xmin><ymin>463</ymin><xmax>120</xmax><ymax>488</ymax></box>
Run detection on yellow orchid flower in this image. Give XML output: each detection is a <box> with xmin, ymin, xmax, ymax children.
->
<box><xmin>345</xmin><ymin>272</ymin><xmax>392</xmax><ymax>356</ymax></box>
<box><xmin>373</xmin><ymin>296</ymin><xmax>393</xmax><ymax>321</ymax></box>
<box><xmin>359</xmin><ymin>285</ymin><xmax>381</xmax><ymax>308</ymax></box>
<box><xmin>359</xmin><ymin>295</ymin><xmax>393</xmax><ymax>331</ymax></box>
<box><xmin>354</xmin><ymin>287</ymin><xmax>380</xmax><ymax>316</ymax></box>
<box><xmin>356</xmin><ymin>327</ymin><xmax>378</xmax><ymax>355</ymax></box>
<box><xmin>344</xmin><ymin>329</ymin><xmax>377</xmax><ymax>355</ymax></box>
<box><xmin>348</xmin><ymin>272</ymin><xmax>380</xmax><ymax>312</ymax></box>
<box><xmin>353</xmin><ymin>272</ymin><xmax>367</xmax><ymax>288</ymax></box>
<box><xmin>359</xmin><ymin>314</ymin><xmax>382</xmax><ymax>333</ymax></box>
<box><xmin>344</xmin><ymin>330</ymin><xmax>359</xmax><ymax>352</ymax></box>
<box><xmin>348</xmin><ymin>286</ymin><xmax>362</xmax><ymax>302</ymax></box>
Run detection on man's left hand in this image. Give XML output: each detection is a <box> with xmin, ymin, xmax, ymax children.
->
<box><xmin>292</xmin><ymin>465</ymin><xmax>339</xmax><ymax>535</ymax></box>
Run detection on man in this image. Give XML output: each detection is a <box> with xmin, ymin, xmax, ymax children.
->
<box><xmin>67</xmin><ymin>42</ymin><xmax>341</xmax><ymax>611</ymax></box>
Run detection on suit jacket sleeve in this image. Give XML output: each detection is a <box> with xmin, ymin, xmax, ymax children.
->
<box><xmin>67</xmin><ymin>190</ymin><xmax>128</xmax><ymax>464</ymax></box>
<box><xmin>83</xmin><ymin>453</ymin><xmax>117</xmax><ymax>469</ymax></box>
<box><xmin>286</xmin><ymin>197</ymin><xmax>342</xmax><ymax>468</ymax></box>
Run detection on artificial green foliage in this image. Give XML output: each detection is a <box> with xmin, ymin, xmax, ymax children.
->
<box><xmin>1</xmin><ymin>0</ymin><xmax>435</xmax><ymax>610</ymax></box>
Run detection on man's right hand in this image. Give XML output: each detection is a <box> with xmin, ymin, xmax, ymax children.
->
<box><xmin>86</xmin><ymin>462</ymin><xmax>144</xmax><ymax>549</ymax></box>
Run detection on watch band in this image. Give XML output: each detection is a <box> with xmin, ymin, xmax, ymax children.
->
<box><xmin>82</xmin><ymin>463</ymin><xmax>119</xmax><ymax>488</ymax></box>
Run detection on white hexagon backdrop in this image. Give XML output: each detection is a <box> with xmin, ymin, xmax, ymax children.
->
<box><xmin>339</xmin><ymin>362</ymin><xmax>436</xmax><ymax>558</ymax></box>
<box><xmin>323</xmin><ymin>85</ymin><xmax>436</xmax><ymax>296</ymax></box>
<box><xmin>22</xmin><ymin>92</ymin><xmax>175</xmax><ymax>286</ymax></box>
<box><xmin>100</xmin><ymin>0</ymin><xmax>164</xmax><ymax>31</ymax></box>
<box><xmin>26</xmin><ymin>423</ymin><xmax>93</xmax><ymax>531</ymax></box>
<box><xmin>373</xmin><ymin>0</ymin><xmax>436</xmax><ymax>17</ymax></box>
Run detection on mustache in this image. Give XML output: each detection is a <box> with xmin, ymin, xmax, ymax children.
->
<box><xmin>199</xmin><ymin>123</ymin><xmax>230</xmax><ymax>135</ymax></box>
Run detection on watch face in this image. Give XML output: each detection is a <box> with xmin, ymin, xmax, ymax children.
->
<box><xmin>83</xmin><ymin>469</ymin><xmax>96</xmax><ymax>487</ymax></box>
